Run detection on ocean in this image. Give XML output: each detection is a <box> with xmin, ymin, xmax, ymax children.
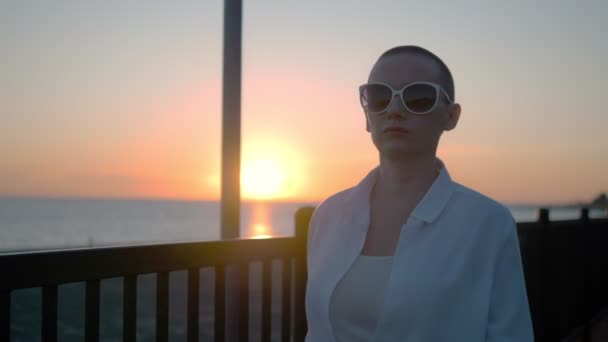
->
<box><xmin>1</xmin><ymin>197</ymin><xmax>606</xmax><ymax>341</ymax></box>
<box><xmin>1</xmin><ymin>197</ymin><xmax>606</xmax><ymax>254</ymax></box>
<box><xmin>0</xmin><ymin>198</ymin><xmax>318</xmax><ymax>253</ymax></box>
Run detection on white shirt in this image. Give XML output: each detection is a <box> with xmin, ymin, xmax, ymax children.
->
<box><xmin>330</xmin><ymin>254</ymin><xmax>393</xmax><ymax>342</ymax></box>
<box><xmin>305</xmin><ymin>159</ymin><xmax>534</xmax><ymax>342</ymax></box>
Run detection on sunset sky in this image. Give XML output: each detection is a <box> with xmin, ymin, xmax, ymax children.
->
<box><xmin>1</xmin><ymin>0</ymin><xmax>607</xmax><ymax>205</ymax></box>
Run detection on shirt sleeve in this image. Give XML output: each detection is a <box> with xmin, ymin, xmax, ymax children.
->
<box><xmin>486</xmin><ymin>216</ymin><xmax>535</xmax><ymax>342</ymax></box>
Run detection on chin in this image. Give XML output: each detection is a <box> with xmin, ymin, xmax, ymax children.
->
<box><xmin>379</xmin><ymin>142</ymin><xmax>417</xmax><ymax>159</ymax></box>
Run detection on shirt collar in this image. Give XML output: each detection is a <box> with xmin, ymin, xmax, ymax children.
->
<box><xmin>347</xmin><ymin>157</ymin><xmax>455</xmax><ymax>225</ymax></box>
<box><xmin>410</xmin><ymin>158</ymin><xmax>454</xmax><ymax>223</ymax></box>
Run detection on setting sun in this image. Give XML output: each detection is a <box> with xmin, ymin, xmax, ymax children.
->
<box><xmin>242</xmin><ymin>158</ymin><xmax>286</xmax><ymax>200</ymax></box>
<box><xmin>237</xmin><ymin>140</ymin><xmax>306</xmax><ymax>200</ymax></box>
<box><xmin>204</xmin><ymin>140</ymin><xmax>307</xmax><ymax>201</ymax></box>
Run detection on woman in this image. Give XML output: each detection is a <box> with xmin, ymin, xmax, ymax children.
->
<box><xmin>305</xmin><ymin>46</ymin><xmax>534</xmax><ymax>341</ymax></box>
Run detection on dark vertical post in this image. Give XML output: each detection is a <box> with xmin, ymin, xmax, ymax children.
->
<box><xmin>156</xmin><ymin>272</ymin><xmax>169</xmax><ymax>342</ymax></box>
<box><xmin>214</xmin><ymin>265</ymin><xmax>226</xmax><ymax>342</ymax></box>
<box><xmin>538</xmin><ymin>208</ymin><xmax>553</xmax><ymax>342</ymax></box>
<box><xmin>222</xmin><ymin>2</ymin><xmax>243</xmax><ymax>340</ymax></box>
<box><xmin>85</xmin><ymin>280</ymin><xmax>100</xmax><ymax>342</ymax></box>
<box><xmin>581</xmin><ymin>207</ymin><xmax>591</xmax><ymax>342</ymax></box>
<box><xmin>238</xmin><ymin>262</ymin><xmax>250</xmax><ymax>341</ymax></box>
<box><xmin>42</xmin><ymin>285</ymin><xmax>58</xmax><ymax>342</ymax></box>
<box><xmin>261</xmin><ymin>259</ymin><xmax>272</xmax><ymax>342</ymax></box>
<box><xmin>1</xmin><ymin>290</ymin><xmax>9</xmax><ymax>342</ymax></box>
<box><xmin>281</xmin><ymin>258</ymin><xmax>292</xmax><ymax>342</ymax></box>
<box><xmin>221</xmin><ymin>0</ymin><xmax>242</xmax><ymax>240</ymax></box>
<box><xmin>123</xmin><ymin>275</ymin><xmax>137</xmax><ymax>342</ymax></box>
<box><xmin>187</xmin><ymin>268</ymin><xmax>200</xmax><ymax>342</ymax></box>
<box><xmin>294</xmin><ymin>207</ymin><xmax>314</xmax><ymax>341</ymax></box>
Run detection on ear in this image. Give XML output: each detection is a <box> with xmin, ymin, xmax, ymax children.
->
<box><xmin>365</xmin><ymin>112</ymin><xmax>371</xmax><ymax>132</ymax></box>
<box><xmin>444</xmin><ymin>103</ymin><xmax>461</xmax><ymax>131</ymax></box>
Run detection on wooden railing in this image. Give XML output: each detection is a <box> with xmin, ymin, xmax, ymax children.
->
<box><xmin>0</xmin><ymin>207</ymin><xmax>313</xmax><ymax>342</ymax></box>
<box><xmin>1</xmin><ymin>206</ymin><xmax>607</xmax><ymax>341</ymax></box>
<box><xmin>518</xmin><ymin>208</ymin><xmax>608</xmax><ymax>341</ymax></box>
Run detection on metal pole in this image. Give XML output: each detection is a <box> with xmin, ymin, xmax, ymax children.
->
<box><xmin>222</xmin><ymin>2</ymin><xmax>243</xmax><ymax>341</ymax></box>
<box><xmin>221</xmin><ymin>0</ymin><xmax>242</xmax><ymax>240</ymax></box>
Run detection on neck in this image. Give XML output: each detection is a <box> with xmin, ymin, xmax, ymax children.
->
<box><xmin>376</xmin><ymin>153</ymin><xmax>440</xmax><ymax>198</ymax></box>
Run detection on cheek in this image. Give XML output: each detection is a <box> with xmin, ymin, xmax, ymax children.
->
<box><xmin>412</xmin><ymin>116</ymin><xmax>444</xmax><ymax>135</ymax></box>
<box><xmin>370</xmin><ymin>127</ymin><xmax>382</xmax><ymax>146</ymax></box>
<box><xmin>366</xmin><ymin>117</ymin><xmax>379</xmax><ymax>133</ymax></box>
<box><xmin>368</xmin><ymin>124</ymin><xmax>385</xmax><ymax>148</ymax></box>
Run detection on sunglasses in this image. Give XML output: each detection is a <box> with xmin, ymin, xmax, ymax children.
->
<box><xmin>359</xmin><ymin>82</ymin><xmax>453</xmax><ymax>115</ymax></box>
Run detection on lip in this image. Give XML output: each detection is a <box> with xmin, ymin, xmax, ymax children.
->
<box><xmin>383</xmin><ymin>126</ymin><xmax>409</xmax><ymax>134</ymax></box>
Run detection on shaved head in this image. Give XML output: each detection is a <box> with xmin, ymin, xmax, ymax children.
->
<box><xmin>370</xmin><ymin>46</ymin><xmax>455</xmax><ymax>101</ymax></box>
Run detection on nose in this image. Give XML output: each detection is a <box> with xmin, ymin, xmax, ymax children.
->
<box><xmin>385</xmin><ymin>94</ymin><xmax>408</xmax><ymax>119</ymax></box>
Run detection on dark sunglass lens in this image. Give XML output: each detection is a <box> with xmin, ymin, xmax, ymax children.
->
<box><xmin>361</xmin><ymin>84</ymin><xmax>392</xmax><ymax>113</ymax></box>
<box><xmin>402</xmin><ymin>84</ymin><xmax>437</xmax><ymax>113</ymax></box>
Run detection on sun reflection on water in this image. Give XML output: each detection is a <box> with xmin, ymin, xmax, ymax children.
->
<box><xmin>248</xmin><ymin>203</ymin><xmax>274</xmax><ymax>239</ymax></box>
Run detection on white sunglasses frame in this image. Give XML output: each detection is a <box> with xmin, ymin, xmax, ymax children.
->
<box><xmin>359</xmin><ymin>81</ymin><xmax>454</xmax><ymax>116</ymax></box>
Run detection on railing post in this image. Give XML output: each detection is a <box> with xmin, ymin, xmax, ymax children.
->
<box><xmin>214</xmin><ymin>265</ymin><xmax>226</xmax><ymax>342</ymax></box>
<box><xmin>85</xmin><ymin>280</ymin><xmax>100</xmax><ymax>342</ymax></box>
<box><xmin>123</xmin><ymin>275</ymin><xmax>137</xmax><ymax>342</ymax></box>
<box><xmin>537</xmin><ymin>208</ymin><xmax>554</xmax><ymax>342</ymax></box>
<box><xmin>238</xmin><ymin>262</ymin><xmax>249</xmax><ymax>342</ymax></box>
<box><xmin>42</xmin><ymin>285</ymin><xmax>58</xmax><ymax>342</ymax></box>
<box><xmin>156</xmin><ymin>272</ymin><xmax>169</xmax><ymax>342</ymax></box>
<box><xmin>261</xmin><ymin>260</ymin><xmax>272</xmax><ymax>342</ymax></box>
<box><xmin>581</xmin><ymin>207</ymin><xmax>591</xmax><ymax>342</ymax></box>
<box><xmin>281</xmin><ymin>257</ymin><xmax>292</xmax><ymax>342</ymax></box>
<box><xmin>1</xmin><ymin>289</ymin><xmax>9</xmax><ymax>342</ymax></box>
<box><xmin>294</xmin><ymin>207</ymin><xmax>314</xmax><ymax>342</ymax></box>
<box><xmin>187</xmin><ymin>268</ymin><xmax>200</xmax><ymax>342</ymax></box>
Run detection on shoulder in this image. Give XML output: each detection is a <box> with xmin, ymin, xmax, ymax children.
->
<box><xmin>309</xmin><ymin>186</ymin><xmax>354</xmax><ymax>231</ymax></box>
<box><xmin>448</xmin><ymin>182</ymin><xmax>516</xmax><ymax>240</ymax></box>
<box><xmin>314</xmin><ymin>187</ymin><xmax>353</xmax><ymax>218</ymax></box>
<box><xmin>451</xmin><ymin>182</ymin><xmax>513</xmax><ymax>221</ymax></box>
<box><xmin>441</xmin><ymin>182</ymin><xmax>520</xmax><ymax>260</ymax></box>
<box><xmin>306</xmin><ymin>186</ymin><xmax>356</xmax><ymax>248</ymax></box>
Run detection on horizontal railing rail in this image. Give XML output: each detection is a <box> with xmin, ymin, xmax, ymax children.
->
<box><xmin>0</xmin><ymin>237</ymin><xmax>299</xmax><ymax>290</ymax></box>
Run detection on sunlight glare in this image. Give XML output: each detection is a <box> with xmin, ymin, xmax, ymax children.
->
<box><xmin>240</xmin><ymin>141</ymin><xmax>304</xmax><ymax>200</ymax></box>
<box><xmin>242</xmin><ymin>158</ymin><xmax>286</xmax><ymax>199</ymax></box>
<box><xmin>251</xmin><ymin>222</ymin><xmax>272</xmax><ymax>239</ymax></box>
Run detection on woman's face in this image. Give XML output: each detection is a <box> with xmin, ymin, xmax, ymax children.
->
<box><xmin>365</xmin><ymin>53</ymin><xmax>460</xmax><ymax>160</ymax></box>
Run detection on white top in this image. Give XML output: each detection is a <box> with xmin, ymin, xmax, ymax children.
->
<box><xmin>305</xmin><ymin>158</ymin><xmax>534</xmax><ymax>342</ymax></box>
<box><xmin>329</xmin><ymin>254</ymin><xmax>393</xmax><ymax>342</ymax></box>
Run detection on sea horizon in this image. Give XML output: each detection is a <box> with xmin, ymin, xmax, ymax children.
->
<box><xmin>0</xmin><ymin>193</ymin><xmax>601</xmax><ymax>208</ymax></box>
<box><xmin>1</xmin><ymin>196</ymin><xmax>606</xmax><ymax>254</ymax></box>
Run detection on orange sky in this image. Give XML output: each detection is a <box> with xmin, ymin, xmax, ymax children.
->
<box><xmin>1</xmin><ymin>1</ymin><xmax>607</xmax><ymax>205</ymax></box>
